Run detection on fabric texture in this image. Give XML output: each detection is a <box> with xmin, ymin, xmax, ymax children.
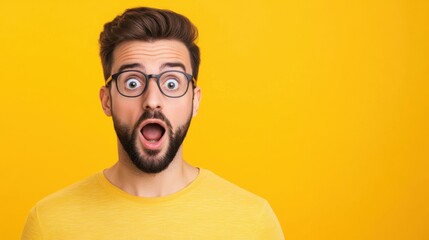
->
<box><xmin>22</xmin><ymin>169</ymin><xmax>284</xmax><ymax>239</ymax></box>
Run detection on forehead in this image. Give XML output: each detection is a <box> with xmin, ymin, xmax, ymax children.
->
<box><xmin>111</xmin><ymin>40</ymin><xmax>191</xmax><ymax>73</ymax></box>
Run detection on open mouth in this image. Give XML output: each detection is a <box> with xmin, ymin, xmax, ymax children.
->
<box><xmin>141</xmin><ymin>122</ymin><xmax>166</xmax><ymax>143</ymax></box>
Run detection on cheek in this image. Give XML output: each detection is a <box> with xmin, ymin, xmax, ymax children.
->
<box><xmin>164</xmin><ymin>99</ymin><xmax>193</xmax><ymax>125</ymax></box>
<box><xmin>111</xmin><ymin>98</ymin><xmax>143</xmax><ymax>123</ymax></box>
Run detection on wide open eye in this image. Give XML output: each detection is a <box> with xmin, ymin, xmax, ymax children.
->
<box><xmin>163</xmin><ymin>78</ymin><xmax>180</xmax><ymax>90</ymax></box>
<box><xmin>125</xmin><ymin>78</ymin><xmax>142</xmax><ymax>90</ymax></box>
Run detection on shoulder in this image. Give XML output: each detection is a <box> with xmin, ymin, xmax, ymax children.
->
<box><xmin>24</xmin><ymin>173</ymin><xmax>103</xmax><ymax>236</ymax></box>
<box><xmin>196</xmin><ymin>169</ymin><xmax>284</xmax><ymax>238</ymax></box>
<box><xmin>199</xmin><ymin>169</ymin><xmax>269</xmax><ymax>208</ymax></box>
<box><xmin>35</xmin><ymin>172</ymin><xmax>102</xmax><ymax>212</ymax></box>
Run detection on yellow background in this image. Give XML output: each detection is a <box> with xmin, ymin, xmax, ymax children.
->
<box><xmin>1</xmin><ymin>0</ymin><xmax>428</xmax><ymax>239</ymax></box>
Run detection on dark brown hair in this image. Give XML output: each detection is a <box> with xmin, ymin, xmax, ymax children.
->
<box><xmin>99</xmin><ymin>7</ymin><xmax>200</xmax><ymax>81</ymax></box>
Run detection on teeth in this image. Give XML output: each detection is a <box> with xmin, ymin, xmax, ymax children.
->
<box><xmin>149</xmin><ymin>140</ymin><xmax>157</xmax><ymax>142</ymax></box>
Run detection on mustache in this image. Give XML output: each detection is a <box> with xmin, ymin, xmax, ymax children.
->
<box><xmin>134</xmin><ymin>110</ymin><xmax>172</xmax><ymax>131</ymax></box>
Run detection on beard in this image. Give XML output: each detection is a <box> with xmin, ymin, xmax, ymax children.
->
<box><xmin>112</xmin><ymin>109</ymin><xmax>192</xmax><ymax>174</ymax></box>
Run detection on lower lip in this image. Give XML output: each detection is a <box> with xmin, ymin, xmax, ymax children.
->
<box><xmin>139</xmin><ymin>131</ymin><xmax>165</xmax><ymax>150</ymax></box>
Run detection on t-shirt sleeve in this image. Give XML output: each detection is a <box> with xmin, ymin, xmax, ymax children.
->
<box><xmin>256</xmin><ymin>201</ymin><xmax>285</xmax><ymax>240</ymax></box>
<box><xmin>21</xmin><ymin>206</ymin><xmax>43</xmax><ymax>240</ymax></box>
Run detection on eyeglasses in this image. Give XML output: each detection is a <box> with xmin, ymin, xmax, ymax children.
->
<box><xmin>105</xmin><ymin>70</ymin><xmax>196</xmax><ymax>98</ymax></box>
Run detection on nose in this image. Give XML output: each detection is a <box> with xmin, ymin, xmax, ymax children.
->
<box><xmin>142</xmin><ymin>78</ymin><xmax>163</xmax><ymax>110</ymax></box>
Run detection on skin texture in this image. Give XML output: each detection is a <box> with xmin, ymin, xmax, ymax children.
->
<box><xmin>99</xmin><ymin>40</ymin><xmax>201</xmax><ymax>197</ymax></box>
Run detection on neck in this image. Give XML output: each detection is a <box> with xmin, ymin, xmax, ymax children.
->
<box><xmin>104</xmin><ymin>145</ymin><xmax>199</xmax><ymax>198</ymax></box>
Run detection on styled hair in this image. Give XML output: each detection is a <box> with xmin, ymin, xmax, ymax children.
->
<box><xmin>99</xmin><ymin>7</ymin><xmax>200</xmax><ymax>81</ymax></box>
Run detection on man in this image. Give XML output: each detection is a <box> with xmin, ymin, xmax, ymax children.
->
<box><xmin>22</xmin><ymin>7</ymin><xmax>284</xmax><ymax>239</ymax></box>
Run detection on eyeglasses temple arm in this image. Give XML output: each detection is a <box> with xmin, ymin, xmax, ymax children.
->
<box><xmin>105</xmin><ymin>76</ymin><xmax>113</xmax><ymax>86</ymax></box>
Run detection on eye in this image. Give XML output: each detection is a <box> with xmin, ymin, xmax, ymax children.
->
<box><xmin>163</xmin><ymin>79</ymin><xmax>180</xmax><ymax>90</ymax></box>
<box><xmin>125</xmin><ymin>78</ymin><xmax>142</xmax><ymax>90</ymax></box>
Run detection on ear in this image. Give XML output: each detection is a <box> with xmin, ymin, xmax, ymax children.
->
<box><xmin>192</xmin><ymin>86</ymin><xmax>201</xmax><ymax>117</ymax></box>
<box><xmin>100</xmin><ymin>86</ymin><xmax>112</xmax><ymax>116</ymax></box>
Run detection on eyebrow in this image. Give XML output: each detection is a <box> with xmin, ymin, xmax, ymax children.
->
<box><xmin>115</xmin><ymin>62</ymin><xmax>187</xmax><ymax>74</ymax></box>
<box><xmin>160</xmin><ymin>62</ymin><xmax>186</xmax><ymax>72</ymax></box>
<box><xmin>116</xmin><ymin>63</ymin><xmax>144</xmax><ymax>73</ymax></box>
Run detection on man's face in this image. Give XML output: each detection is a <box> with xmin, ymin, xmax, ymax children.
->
<box><xmin>100</xmin><ymin>40</ymin><xmax>201</xmax><ymax>174</ymax></box>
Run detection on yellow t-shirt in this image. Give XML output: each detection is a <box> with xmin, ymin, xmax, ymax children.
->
<box><xmin>22</xmin><ymin>169</ymin><xmax>284</xmax><ymax>239</ymax></box>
